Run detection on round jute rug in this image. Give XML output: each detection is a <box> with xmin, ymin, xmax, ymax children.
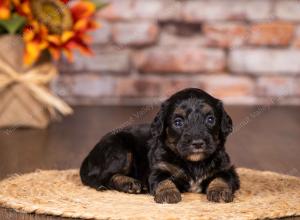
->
<box><xmin>0</xmin><ymin>168</ymin><xmax>299</xmax><ymax>220</ymax></box>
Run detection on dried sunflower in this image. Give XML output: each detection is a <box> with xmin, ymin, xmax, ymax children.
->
<box><xmin>29</xmin><ymin>0</ymin><xmax>73</xmax><ymax>34</ymax></box>
<box><xmin>23</xmin><ymin>1</ymin><xmax>98</xmax><ymax>65</ymax></box>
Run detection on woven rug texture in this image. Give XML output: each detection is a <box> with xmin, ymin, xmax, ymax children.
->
<box><xmin>0</xmin><ymin>168</ymin><xmax>299</xmax><ymax>220</ymax></box>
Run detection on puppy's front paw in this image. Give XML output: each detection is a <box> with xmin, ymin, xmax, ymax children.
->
<box><xmin>207</xmin><ymin>186</ymin><xmax>233</xmax><ymax>203</ymax></box>
<box><xmin>154</xmin><ymin>189</ymin><xmax>181</xmax><ymax>203</ymax></box>
<box><xmin>207</xmin><ymin>178</ymin><xmax>233</xmax><ymax>203</ymax></box>
<box><xmin>155</xmin><ymin>188</ymin><xmax>181</xmax><ymax>204</ymax></box>
<box><xmin>154</xmin><ymin>180</ymin><xmax>181</xmax><ymax>204</ymax></box>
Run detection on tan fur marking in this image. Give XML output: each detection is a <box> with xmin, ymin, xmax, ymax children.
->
<box><xmin>189</xmin><ymin>178</ymin><xmax>203</xmax><ymax>193</ymax></box>
<box><xmin>111</xmin><ymin>174</ymin><xmax>131</xmax><ymax>186</ymax></box>
<box><xmin>187</xmin><ymin>153</ymin><xmax>205</xmax><ymax>162</ymax></box>
<box><xmin>174</xmin><ymin>107</ymin><xmax>186</xmax><ymax>117</ymax></box>
<box><xmin>155</xmin><ymin>180</ymin><xmax>177</xmax><ymax>195</ymax></box>
<box><xmin>202</xmin><ymin>103</ymin><xmax>213</xmax><ymax>113</ymax></box>
<box><xmin>154</xmin><ymin>162</ymin><xmax>188</xmax><ymax>180</ymax></box>
<box><xmin>110</xmin><ymin>174</ymin><xmax>141</xmax><ymax>194</ymax></box>
<box><xmin>208</xmin><ymin>178</ymin><xmax>229</xmax><ymax>190</ymax></box>
<box><xmin>122</xmin><ymin>153</ymin><xmax>132</xmax><ymax>173</ymax></box>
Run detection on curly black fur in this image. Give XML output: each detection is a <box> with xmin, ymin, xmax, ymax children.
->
<box><xmin>80</xmin><ymin>88</ymin><xmax>240</xmax><ymax>203</ymax></box>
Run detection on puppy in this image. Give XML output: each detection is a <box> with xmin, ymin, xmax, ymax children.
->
<box><xmin>80</xmin><ymin>88</ymin><xmax>240</xmax><ymax>203</ymax></box>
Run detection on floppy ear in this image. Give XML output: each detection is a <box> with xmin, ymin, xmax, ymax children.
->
<box><xmin>150</xmin><ymin>100</ymin><xmax>170</xmax><ymax>140</ymax></box>
<box><xmin>219</xmin><ymin>102</ymin><xmax>233</xmax><ymax>138</ymax></box>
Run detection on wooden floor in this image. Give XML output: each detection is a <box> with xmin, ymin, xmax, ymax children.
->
<box><xmin>0</xmin><ymin>105</ymin><xmax>299</xmax><ymax>220</ymax></box>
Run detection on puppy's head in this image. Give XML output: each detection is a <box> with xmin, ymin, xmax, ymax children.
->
<box><xmin>151</xmin><ymin>88</ymin><xmax>232</xmax><ymax>162</ymax></box>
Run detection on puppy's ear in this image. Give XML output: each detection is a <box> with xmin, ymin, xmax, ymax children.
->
<box><xmin>151</xmin><ymin>100</ymin><xmax>170</xmax><ymax>139</ymax></box>
<box><xmin>219</xmin><ymin>102</ymin><xmax>233</xmax><ymax>138</ymax></box>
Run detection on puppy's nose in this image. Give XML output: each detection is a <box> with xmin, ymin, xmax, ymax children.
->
<box><xmin>191</xmin><ymin>139</ymin><xmax>205</xmax><ymax>149</ymax></box>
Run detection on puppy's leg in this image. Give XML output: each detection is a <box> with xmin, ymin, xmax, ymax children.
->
<box><xmin>80</xmin><ymin>132</ymin><xmax>142</xmax><ymax>194</ymax></box>
<box><xmin>206</xmin><ymin>166</ymin><xmax>240</xmax><ymax>203</ymax></box>
<box><xmin>109</xmin><ymin>174</ymin><xmax>142</xmax><ymax>194</ymax></box>
<box><xmin>154</xmin><ymin>179</ymin><xmax>181</xmax><ymax>204</ymax></box>
<box><xmin>149</xmin><ymin>170</ymin><xmax>181</xmax><ymax>204</ymax></box>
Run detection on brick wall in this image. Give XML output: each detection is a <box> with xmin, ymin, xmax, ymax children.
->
<box><xmin>53</xmin><ymin>0</ymin><xmax>300</xmax><ymax>105</ymax></box>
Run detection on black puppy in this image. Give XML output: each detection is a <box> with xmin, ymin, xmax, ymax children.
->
<box><xmin>80</xmin><ymin>88</ymin><xmax>240</xmax><ymax>203</ymax></box>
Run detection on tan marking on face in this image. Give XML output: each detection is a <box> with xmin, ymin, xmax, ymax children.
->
<box><xmin>186</xmin><ymin>153</ymin><xmax>205</xmax><ymax>162</ymax></box>
<box><xmin>208</xmin><ymin>178</ymin><xmax>229</xmax><ymax>190</ymax></box>
<box><xmin>202</xmin><ymin>103</ymin><xmax>213</xmax><ymax>114</ymax></box>
<box><xmin>174</xmin><ymin>107</ymin><xmax>186</xmax><ymax>117</ymax></box>
<box><xmin>155</xmin><ymin>179</ymin><xmax>177</xmax><ymax>195</ymax></box>
<box><xmin>154</xmin><ymin>162</ymin><xmax>188</xmax><ymax>180</ymax></box>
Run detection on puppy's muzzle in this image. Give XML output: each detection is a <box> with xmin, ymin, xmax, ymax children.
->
<box><xmin>191</xmin><ymin>139</ymin><xmax>206</xmax><ymax>153</ymax></box>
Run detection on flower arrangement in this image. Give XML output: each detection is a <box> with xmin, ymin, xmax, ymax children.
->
<box><xmin>0</xmin><ymin>0</ymin><xmax>106</xmax><ymax>128</ymax></box>
<box><xmin>0</xmin><ymin>0</ymin><xmax>105</xmax><ymax>66</ymax></box>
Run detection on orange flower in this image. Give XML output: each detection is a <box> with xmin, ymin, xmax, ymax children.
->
<box><xmin>23</xmin><ymin>21</ymin><xmax>49</xmax><ymax>65</ymax></box>
<box><xmin>45</xmin><ymin>1</ymin><xmax>98</xmax><ymax>62</ymax></box>
<box><xmin>12</xmin><ymin>0</ymin><xmax>31</xmax><ymax>17</ymax></box>
<box><xmin>22</xmin><ymin>0</ymin><xmax>99</xmax><ymax>65</ymax></box>
<box><xmin>0</xmin><ymin>0</ymin><xmax>11</xmax><ymax>19</ymax></box>
<box><xmin>13</xmin><ymin>0</ymin><xmax>67</xmax><ymax>17</ymax></box>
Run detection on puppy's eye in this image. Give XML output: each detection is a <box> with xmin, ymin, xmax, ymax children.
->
<box><xmin>206</xmin><ymin>115</ymin><xmax>215</xmax><ymax>126</ymax></box>
<box><xmin>173</xmin><ymin>117</ymin><xmax>184</xmax><ymax>128</ymax></box>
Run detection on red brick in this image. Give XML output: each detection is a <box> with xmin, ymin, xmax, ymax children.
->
<box><xmin>133</xmin><ymin>47</ymin><xmax>226</xmax><ymax>73</ymax></box>
<box><xmin>292</xmin><ymin>25</ymin><xmax>300</xmax><ymax>47</ymax></box>
<box><xmin>132</xmin><ymin>0</ymin><xmax>182</xmax><ymax>21</ymax></box>
<box><xmin>91</xmin><ymin>20</ymin><xmax>111</xmax><ymax>44</ymax></box>
<box><xmin>96</xmin><ymin>0</ymin><xmax>179</xmax><ymax>21</ymax></box>
<box><xmin>296</xmin><ymin>78</ymin><xmax>300</xmax><ymax>96</ymax></box>
<box><xmin>182</xmin><ymin>0</ymin><xmax>272</xmax><ymax>22</ymax></box>
<box><xmin>200</xmin><ymin>75</ymin><xmax>255</xmax><ymax>100</ymax></box>
<box><xmin>96</xmin><ymin>0</ymin><xmax>134</xmax><ymax>21</ymax></box>
<box><xmin>275</xmin><ymin>0</ymin><xmax>300</xmax><ymax>21</ymax></box>
<box><xmin>248</xmin><ymin>22</ymin><xmax>294</xmax><ymax>46</ymax></box>
<box><xmin>132</xmin><ymin>0</ymin><xmax>164</xmax><ymax>19</ymax></box>
<box><xmin>203</xmin><ymin>22</ymin><xmax>248</xmax><ymax>47</ymax></box>
<box><xmin>159</xmin><ymin>32</ymin><xmax>206</xmax><ymax>47</ymax></box>
<box><xmin>112</xmin><ymin>22</ymin><xmax>159</xmax><ymax>46</ymax></box>
<box><xmin>58</xmin><ymin>50</ymin><xmax>130</xmax><ymax>74</ymax></box>
<box><xmin>160</xmin><ymin>78</ymin><xmax>205</xmax><ymax>97</ymax></box>
<box><xmin>116</xmin><ymin>77</ymin><xmax>161</xmax><ymax>97</ymax></box>
<box><xmin>158</xmin><ymin>75</ymin><xmax>256</xmax><ymax>104</ymax></box>
<box><xmin>52</xmin><ymin>74</ymin><xmax>116</xmax><ymax>98</ymax></box>
<box><xmin>229</xmin><ymin>49</ymin><xmax>300</xmax><ymax>74</ymax></box>
<box><xmin>257</xmin><ymin>76</ymin><xmax>299</xmax><ymax>97</ymax></box>
<box><xmin>157</xmin><ymin>1</ymin><xmax>182</xmax><ymax>21</ymax></box>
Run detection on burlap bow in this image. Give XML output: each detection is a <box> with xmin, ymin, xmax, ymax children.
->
<box><xmin>0</xmin><ymin>58</ymin><xmax>73</xmax><ymax>116</ymax></box>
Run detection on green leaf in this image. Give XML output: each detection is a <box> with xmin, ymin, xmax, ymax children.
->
<box><xmin>88</xmin><ymin>0</ymin><xmax>109</xmax><ymax>10</ymax></box>
<box><xmin>0</xmin><ymin>13</ymin><xmax>26</xmax><ymax>34</ymax></box>
<box><xmin>0</xmin><ymin>25</ymin><xmax>6</xmax><ymax>34</ymax></box>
